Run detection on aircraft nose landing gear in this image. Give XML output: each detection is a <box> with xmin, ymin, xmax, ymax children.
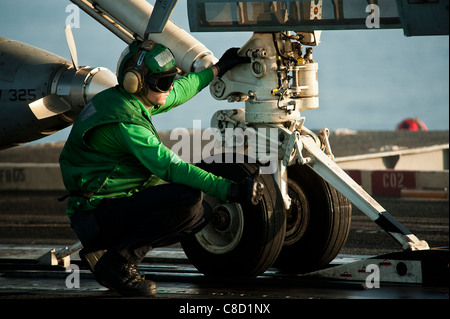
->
<box><xmin>180</xmin><ymin>153</ymin><xmax>353</xmax><ymax>277</ymax></box>
<box><xmin>181</xmin><ymin>159</ymin><xmax>286</xmax><ymax>277</ymax></box>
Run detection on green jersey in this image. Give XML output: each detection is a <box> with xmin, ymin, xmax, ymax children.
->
<box><xmin>59</xmin><ymin>68</ymin><xmax>231</xmax><ymax>218</ymax></box>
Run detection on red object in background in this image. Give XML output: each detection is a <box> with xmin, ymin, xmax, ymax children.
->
<box><xmin>371</xmin><ymin>170</ymin><xmax>416</xmax><ymax>196</ymax></box>
<box><xmin>396</xmin><ymin>118</ymin><xmax>428</xmax><ymax>131</ymax></box>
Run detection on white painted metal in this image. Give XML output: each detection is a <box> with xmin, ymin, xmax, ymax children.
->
<box><xmin>307</xmin><ymin>257</ymin><xmax>423</xmax><ymax>284</ymax></box>
<box><xmin>210</xmin><ymin>33</ymin><xmax>319</xmax><ymax>124</ymax></box>
<box><xmin>336</xmin><ymin>144</ymin><xmax>449</xmax><ymax>171</ymax></box>
<box><xmin>300</xmin><ymin>134</ymin><xmax>429</xmax><ymax>251</ymax></box>
<box><xmin>70</xmin><ymin>0</ymin><xmax>217</xmax><ymax>73</ymax></box>
<box><xmin>194</xmin><ymin>201</ymin><xmax>245</xmax><ymax>254</ymax></box>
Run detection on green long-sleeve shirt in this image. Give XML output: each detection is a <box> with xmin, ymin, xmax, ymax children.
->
<box><xmin>86</xmin><ymin>121</ymin><xmax>230</xmax><ymax>200</ymax></box>
<box><xmin>59</xmin><ymin>68</ymin><xmax>232</xmax><ymax>217</ymax></box>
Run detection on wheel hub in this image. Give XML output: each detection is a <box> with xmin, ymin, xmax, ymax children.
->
<box><xmin>211</xmin><ymin>207</ymin><xmax>232</xmax><ymax>232</ymax></box>
<box><xmin>284</xmin><ymin>180</ymin><xmax>309</xmax><ymax>246</ymax></box>
<box><xmin>194</xmin><ymin>202</ymin><xmax>244</xmax><ymax>254</ymax></box>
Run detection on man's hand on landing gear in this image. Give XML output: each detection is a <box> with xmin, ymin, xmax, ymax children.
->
<box><xmin>214</xmin><ymin>47</ymin><xmax>251</xmax><ymax>78</ymax></box>
<box><xmin>226</xmin><ymin>168</ymin><xmax>264</xmax><ymax>205</ymax></box>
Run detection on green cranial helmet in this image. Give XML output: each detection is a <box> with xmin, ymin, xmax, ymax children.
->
<box><xmin>117</xmin><ymin>40</ymin><xmax>178</xmax><ymax>93</ymax></box>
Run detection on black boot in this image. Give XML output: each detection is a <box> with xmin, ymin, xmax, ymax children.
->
<box><xmin>79</xmin><ymin>248</ymin><xmax>106</xmax><ymax>272</ymax></box>
<box><xmin>94</xmin><ymin>250</ymin><xmax>157</xmax><ymax>297</ymax></box>
<box><xmin>79</xmin><ymin>248</ymin><xmax>110</xmax><ymax>288</ymax></box>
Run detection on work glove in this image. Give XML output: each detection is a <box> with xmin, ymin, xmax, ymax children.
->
<box><xmin>214</xmin><ymin>47</ymin><xmax>251</xmax><ymax>77</ymax></box>
<box><xmin>226</xmin><ymin>168</ymin><xmax>264</xmax><ymax>205</ymax></box>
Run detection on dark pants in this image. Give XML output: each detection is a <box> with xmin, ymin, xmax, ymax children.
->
<box><xmin>70</xmin><ymin>184</ymin><xmax>210</xmax><ymax>264</ymax></box>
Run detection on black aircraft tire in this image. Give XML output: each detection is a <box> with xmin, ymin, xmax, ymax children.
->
<box><xmin>181</xmin><ymin>157</ymin><xmax>286</xmax><ymax>277</ymax></box>
<box><xmin>274</xmin><ymin>164</ymin><xmax>352</xmax><ymax>274</ymax></box>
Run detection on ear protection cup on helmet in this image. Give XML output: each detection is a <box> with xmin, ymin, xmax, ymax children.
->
<box><xmin>117</xmin><ymin>40</ymin><xmax>176</xmax><ymax>94</ymax></box>
<box><xmin>122</xmin><ymin>68</ymin><xmax>143</xmax><ymax>94</ymax></box>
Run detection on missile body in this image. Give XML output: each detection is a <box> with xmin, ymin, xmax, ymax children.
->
<box><xmin>0</xmin><ymin>38</ymin><xmax>117</xmax><ymax>149</ymax></box>
<box><xmin>1</xmin><ymin>0</ymin><xmax>218</xmax><ymax>149</ymax></box>
<box><xmin>70</xmin><ymin>0</ymin><xmax>218</xmax><ymax>73</ymax></box>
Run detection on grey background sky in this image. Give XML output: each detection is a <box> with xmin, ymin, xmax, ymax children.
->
<box><xmin>1</xmin><ymin>0</ymin><xmax>448</xmax><ymax>144</ymax></box>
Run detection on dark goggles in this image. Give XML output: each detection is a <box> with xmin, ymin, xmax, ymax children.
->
<box><xmin>145</xmin><ymin>68</ymin><xmax>178</xmax><ymax>93</ymax></box>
